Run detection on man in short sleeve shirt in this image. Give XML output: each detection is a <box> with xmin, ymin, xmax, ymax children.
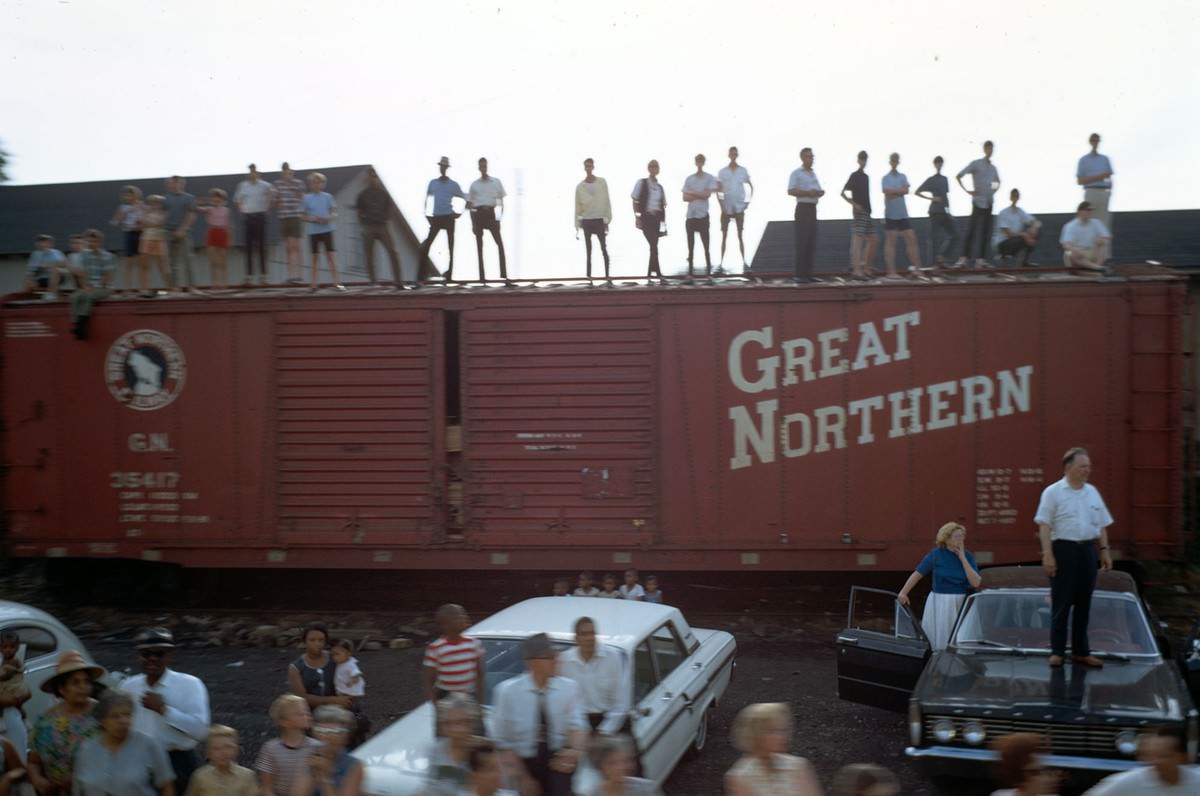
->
<box><xmin>163</xmin><ymin>176</ymin><xmax>197</xmax><ymax>289</ymax></box>
<box><xmin>915</xmin><ymin>156</ymin><xmax>957</xmax><ymax>268</ymax></box>
<box><xmin>955</xmin><ymin>141</ymin><xmax>1000</xmax><ymax>268</ymax></box>
<box><xmin>1077</xmin><ymin>132</ymin><xmax>1114</xmax><ymax>235</ymax></box>
<box><xmin>1034</xmin><ymin>447</ymin><xmax>1113</xmax><ymax>668</ymax></box>
<box><xmin>881</xmin><ymin>153</ymin><xmax>922</xmax><ymax>278</ymax></box>
<box><xmin>787</xmin><ymin>147</ymin><xmax>824</xmax><ymax>283</ymax></box>
<box><xmin>421</xmin><ymin>157</ymin><xmax>468</xmax><ymax>281</ymax></box>
<box><xmin>466</xmin><ymin>157</ymin><xmax>510</xmax><ymax>285</ymax></box>
<box><xmin>274</xmin><ymin>162</ymin><xmax>307</xmax><ymax>283</ymax></box>
<box><xmin>681</xmin><ymin>153</ymin><xmax>720</xmax><ymax>283</ymax></box>
<box><xmin>993</xmin><ymin>188</ymin><xmax>1041</xmax><ymax>266</ymax></box>
<box><xmin>1060</xmin><ymin>201</ymin><xmax>1111</xmax><ymax>271</ymax></box>
<box><xmin>717</xmin><ymin>146</ymin><xmax>753</xmax><ymax>270</ymax></box>
<box><xmin>840</xmin><ymin>151</ymin><xmax>877</xmax><ymax>279</ymax></box>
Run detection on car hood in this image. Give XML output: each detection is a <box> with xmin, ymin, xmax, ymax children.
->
<box><xmin>915</xmin><ymin>652</ymin><xmax>1195</xmax><ymax>720</ymax></box>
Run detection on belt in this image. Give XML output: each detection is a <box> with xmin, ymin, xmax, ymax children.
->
<box><xmin>1053</xmin><ymin>538</ymin><xmax>1098</xmax><ymax>545</ymax></box>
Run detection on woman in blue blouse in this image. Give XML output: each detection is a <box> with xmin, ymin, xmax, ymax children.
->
<box><xmin>897</xmin><ymin>522</ymin><xmax>982</xmax><ymax>649</ymax></box>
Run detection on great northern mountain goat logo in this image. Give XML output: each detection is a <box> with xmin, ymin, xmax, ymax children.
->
<box><xmin>105</xmin><ymin>330</ymin><xmax>187</xmax><ymax>411</ymax></box>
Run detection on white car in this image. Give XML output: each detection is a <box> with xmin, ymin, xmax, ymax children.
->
<box><xmin>0</xmin><ymin>600</ymin><xmax>115</xmax><ymax>725</ymax></box>
<box><xmin>358</xmin><ymin>597</ymin><xmax>736</xmax><ymax>795</ymax></box>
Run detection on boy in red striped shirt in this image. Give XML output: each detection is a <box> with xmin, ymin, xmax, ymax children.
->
<box><xmin>424</xmin><ymin>604</ymin><xmax>486</xmax><ymax>704</ymax></box>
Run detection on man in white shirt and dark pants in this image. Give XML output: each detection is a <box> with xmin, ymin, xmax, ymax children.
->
<box><xmin>682</xmin><ymin>154</ymin><xmax>719</xmax><ymax>283</ymax></box>
<box><xmin>123</xmin><ymin>627</ymin><xmax>211</xmax><ymax>792</ymax></box>
<box><xmin>467</xmin><ymin>157</ymin><xmax>510</xmax><ymax>285</ymax></box>
<box><xmin>493</xmin><ymin>633</ymin><xmax>587</xmax><ymax>796</ymax></box>
<box><xmin>234</xmin><ymin>164</ymin><xmax>276</xmax><ymax>284</ymax></box>
<box><xmin>787</xmin><ymin>147</ymin><xmax>824</xmax><ymax>283</ymax></box>
<box><xmin>1034</xmin><ymin>447</ymin><xmax>1113</xmax><ymax>669</ymax></box>
<box><xmin>993</xmin><ymin>188</ymin><xmax>1041</xmax><ymax>266</ymax></box>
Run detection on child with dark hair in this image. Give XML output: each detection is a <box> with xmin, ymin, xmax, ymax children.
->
<box><xmin>0</xmin><ymin>629</ymin><xmax>30</xmax><ymax>759</ymax></box>
<box><xmin>597</xmin><ymin>574</ymin><xmax>622</xmax><ymax>598</ymax></box>
<box><xmin>643</xmin><ymin>575</ymin><xmax>663</xmax><ymax>604</ymax></box>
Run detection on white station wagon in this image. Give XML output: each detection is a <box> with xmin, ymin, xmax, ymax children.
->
<box><xmin>358</xmin><ymin>597</ymin><xmax>737</xmax><ymax>795</ymax></box>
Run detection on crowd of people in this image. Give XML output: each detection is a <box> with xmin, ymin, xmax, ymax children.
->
<box><xmin>21</xmin><ymin>133</ymin><xmax>1117</xmax><ymax>328</ymax></box>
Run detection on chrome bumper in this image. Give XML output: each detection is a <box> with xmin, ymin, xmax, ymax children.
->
<box><xmin>906</xmin><ymin>745</ymin><xmax>1143</xmax><ymax>773</ymax></box>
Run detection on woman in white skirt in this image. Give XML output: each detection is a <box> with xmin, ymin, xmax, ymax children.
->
<box><xmin>897</xmin><ymin>522</ymin><xmax>982</xmax><ymax>649</ymax></box>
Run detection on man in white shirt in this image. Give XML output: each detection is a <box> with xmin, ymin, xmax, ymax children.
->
<box><xmin>122</xmin><ymin>626</ymin><xmax>211</xmax><ymax>792</ymax></box>
<box><xmin>682</xmin><ymin>154</ymin><xmax>719</xmax><ymax>283</ymax></box>
<box><xmin>1060</xmin><ymin>201</ymin><xmax>1111</xmax><ymax>271</ymax></box>
<box><xmin>1077</xmin><ymin>132</ymin><xmax>1114</xmax><ymax>233</ymax></box>
<box><xmin>993</xmin><ymin>188</ymin><xmax>1041</xmax><ymax>266</ymax></box>
<box><xmin>466</xmin><ymin>157</ymin><xmax>510</xmax><ymax>285</ymax></box>
<box><xmin>717</xmin><ymin>146</ymin><xmax>753</xmax><ymax>270</ymax></box>
<box><xmin>233</xmin><ymin>164</ymin><xmax>276</xmax><ymax>284</ymax></box>
<box><xmin>493</xmin><ymin>633</ymin><xmax>587</xmax><ymax>796</ymax></box>
<box><xmin>1034</xmin><ymin>447</ymin><xmax>1113</xmax><ymax>669</ymax></box>
<box><xmin>1084</xmin><ymin>726</ymin><xmax>1200</xmax><ymax>795</ymax></box>
<box><xmin>556</xmin><ymin>618</ymin><xmax>630</xmax><ymax>735</ymax></box>
<box><xmin>787</xmin><ymin>147</ymin><xmax>824</xmax><ymax>283</ymax></box>
<box><xmin>955</xmin><ymin>140</ymin><xmax>1000</xmax><ymax>268</ymax></box>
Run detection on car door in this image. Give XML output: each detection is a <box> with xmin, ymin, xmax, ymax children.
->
<box><xmin>5</xmin><ymin>622</ymin><xmax>62</xmax><ymax>723</ymax></box>
<box><xmin>836</xmin><ymin>586</ymin><xmax>931</xmax><ymax>713</ymax></box>
<box><xmin>629</xmin><ymin>622</ymin><xmax>696</xmax><ymax>782</ymax></box>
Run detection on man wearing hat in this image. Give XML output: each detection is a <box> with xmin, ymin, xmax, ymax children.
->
<box><xmin>420</xmin><ymin>157</ymin><xmax>467</xmax><ymax>281</ymax></box>
<box><xmin>122</xmin><ymin>627</ymin><xmax>210</xmax><ymax>792</ymax></box>
<box><xmin>492</xmin><ymin>633</ymin><xmax>587</xmax><ymax>796</ymax></box>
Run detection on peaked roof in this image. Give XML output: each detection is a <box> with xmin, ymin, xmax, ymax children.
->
<box><xmin>0</xmin><ymin>165</ymin><xmax>411</xmax><ymax>253</ymax></box>
<box><xmin>750</xmin><ymin>209</ymin><xmax>1200</xmax><ymax>274</ymax></box>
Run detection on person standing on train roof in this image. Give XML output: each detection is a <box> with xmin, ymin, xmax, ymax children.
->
<box><xmin>1077</xmin><ymin>133</ymin><xmax>1114</xmax><ymax>238</ymax></box>
<box><xmin>896</xmin><ymin>522</ymin><xmax>982</xmax><ymax>650</ymax></box>
<box><xmin>954</xmin><ymin>140</ymin><xmax>1000</xmax><ymax>269</ymax></box>
<box><xmin>421</xmin><ymin>157</ymin><xmax>467</xmax><ymax>282</ymax></box>
<box><xmin>717</xmin><ymin>146</ymin><xmax>753</xmax><ymax>271</ymax></box>
<box><xmin>631</xmin><ymin>160</ymin><xmax>667</xmax><ymax>283</ymax></box>
<box><xmin>575</xmin><ymin>157</ymin><xmax>613</xmax><ymax>285</ymax></box>
<box><xmin>467</xmin><ymin>157</ymin><xmax>511</xmax><ymax>286</ymax></box>
<box><xmin>1035</xmin><ymin>446</ymin><xmax>1112</xmax><ymax>669</ymax></box>
<box><xmin>681</xmin><ymin>153</ymin><xmax>719</xmax><ymax>284</ymax></box>
<box><xmin>787</xmin><ymin>147</ymin><xmax>823</xmax><ymax>283</ymax></box>
<box><xmin>841</xmin><ymin>150</ymin><xmax>878</xmax><ymax>280</ymax></box>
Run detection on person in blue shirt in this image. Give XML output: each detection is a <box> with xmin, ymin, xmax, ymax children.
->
<box><xmin>420</xmin><ymin>157</ymin><xmax>467</xmax><ymax>281</ymax></box>
<box><xmin>897</xmin><ymin>522</ymin><xmax>982</xmax><ymax>649</ymax></box>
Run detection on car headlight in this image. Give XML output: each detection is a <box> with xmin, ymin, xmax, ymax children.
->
<box><xmin>962</xmin><ymin>721</ymin><xmax>987</xmax><ymax>746</ymax></box>
<box><xmin>933</xmin><ymin>718</ymin><xmax>956</xmax><ymax>743</ymax></box>
<box><xmin>1115</xmin><ymin>730</ymin><xmax>1138</xmax><ymax>756</ymax></box>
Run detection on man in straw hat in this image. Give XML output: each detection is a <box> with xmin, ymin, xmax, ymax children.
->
<box><xmin>420</xmin><ymin>156</ymin><xmax>467</xmax><ymax>281</ymax></box>
<box><xmin>122</xmin><ymin>627</ymin><xmax>210</xmax><ymax>792</ymax></box>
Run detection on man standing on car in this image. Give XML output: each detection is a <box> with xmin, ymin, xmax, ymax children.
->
<box><xmin>493</xmin><ymin>633</ymin><xmax>587</xmax><ymax>796</ymax></box>
<box><xmin>122</xmin><ymin>627</ymin><xmax>211</xmax><ymax>792</ymax></box>
<box><xmin>1035</xmin><ymin>447</ymin><xmax>1113</xmax><ymax>669</ymax></box>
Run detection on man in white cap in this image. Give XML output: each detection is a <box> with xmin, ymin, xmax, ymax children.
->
<box><xmin>122</xmin><ymin>626</ymin><xmax>211</xmax><ymax>792</ymax></box>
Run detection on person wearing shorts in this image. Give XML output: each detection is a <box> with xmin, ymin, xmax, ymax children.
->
<box><xmin>274</xmin><ymin>162</ymin><xmax>307</xmax><ymax>283</ymax></box>
<box><xmin>717</xmin><ymin>147</ymin><xmax>753</xmax><ymax>270</ymax></box>
<box><xmin>23</xmin><ymin>234</ymin><xmax>69</xmax><ymax>299</ymax></box>
<box><xmin>881</xmin><ymin>153</ymin><xmax>922</xmax><ymax>277</ymax></box>
<box><xmin>840</xmin><ymin>150</ymin><xmax>877</xmax><ymax>279</ymax></box>
<box><xmin>301</xmin><ymin>173</ymin><xmax>343</xmax><ymax>290</ymax></box>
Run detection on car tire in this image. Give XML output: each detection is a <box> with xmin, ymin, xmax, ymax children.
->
<box><xmin>684</xmin><ymin>706</ymin><xmax>710</xmax><ymax>759</ymax></box>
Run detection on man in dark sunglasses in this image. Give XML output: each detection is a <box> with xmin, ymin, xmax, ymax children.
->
<box><xmin>124</xmin><ymin>626</ymin><xmax>212</xmax><ymax>792</ymax></box>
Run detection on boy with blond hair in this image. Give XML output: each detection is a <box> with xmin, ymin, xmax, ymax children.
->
<box><xmin>256</xmin><ymin>694</ymin><xmax>319</xmax><ymax>795</ymax></box>
<box><xmin>186</xmin><ymin>725</ymin><xmax>260</xmax><ymax>795</ymax></box>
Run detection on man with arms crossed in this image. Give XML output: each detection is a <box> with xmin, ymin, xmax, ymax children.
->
<box><xmin>787</xmin><ymin>147</ymin><xmax>824</xmax><ymax>283</ymax></box>
<box><xmin>1035</xmin><ymin>447</ymin><xmax>1112</xmax><ymax>669</ymax></box>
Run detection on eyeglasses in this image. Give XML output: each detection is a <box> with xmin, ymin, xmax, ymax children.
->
<box><xmin>139</xmin><ymin>650</ymin><xmax>168</xmax><ymax>659</ymax></box>
<box><xmin>313</xmin><ymin>726</ymin><xmax>349</xmax><ymax>736</ymax></box>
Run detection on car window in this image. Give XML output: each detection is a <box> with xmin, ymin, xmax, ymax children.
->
<box><xmin>953</xmin><ymin>592</ymin><xmax>1157</xmax><ymax>654</ymax></box>
<box><xmin>3</xmin><ymin>625</ymin><xmax>57</xmax><ymax>661</ymax></box>
<box><xmin>651</xmin><ymin>624</ymin><xmax>685</xmax><ymax>679</ymax></box>
<box><xmin>479</xmin><ymin>638</ymin><xmax>573</xmax><ymax>706</ymax></box>
<box><xmin>846</xmin><ymin>586</ymin><xmax>923</xmax><ymax>639</ymax></box>
<box><xmin>633</xmin><ymin>641</ymin><xmax>657</xmax><ymax>702</ymax></box>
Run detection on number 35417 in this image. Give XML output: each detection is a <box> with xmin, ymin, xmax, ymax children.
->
<box><xmin>109</xmin><ymin>472</ymin><xmax>180</xmax><ymax>489</ymax></box>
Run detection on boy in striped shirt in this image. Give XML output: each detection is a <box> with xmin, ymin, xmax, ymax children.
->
<box><xmin>424</xmin><ymin>604</ymin><xmax>486</xmax><ymax>704</ymax></box>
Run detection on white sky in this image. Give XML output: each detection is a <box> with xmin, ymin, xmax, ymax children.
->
<box><xmin>3</xmin><ymin>0</ymin><xmax>1197</xmax><ymax>279</ymax></box>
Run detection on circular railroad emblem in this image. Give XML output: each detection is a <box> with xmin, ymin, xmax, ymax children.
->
<box><xmin>105</xmin><ymin>329</ymin><xmax>187</xmax><ymax>411</ymax></box>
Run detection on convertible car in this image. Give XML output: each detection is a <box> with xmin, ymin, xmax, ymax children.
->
<box><xmin>359</xmin><ymin>597</ymin><xmax>736</xmax><ymax>795</ymax></box>
<box><xmin>836</xmin><ymin>567</ymin><xmax>1199</xmax><ymax>786</ymax></box>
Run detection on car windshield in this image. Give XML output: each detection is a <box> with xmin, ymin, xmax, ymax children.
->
<box><xmin>479</xmin><ymin>638</ymin><xmax>574</xmax><ymax>706</ymax></box>
<box><xmin>951</xmin><ymin>591</ymin><xmax>1158</xmax><ymax>655</ymax></box>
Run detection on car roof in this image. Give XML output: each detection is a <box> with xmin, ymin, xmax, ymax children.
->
<box><xmin>0</xmin><ymin>600</ymin><xmax>72</xmax><ymax>626</ymax></box>
<box><xmin>978</xmin><ymin>565</ymin><xmax>1137</xmax><ymax>594</ymax></box>
<box><xmin>467</xmin><ymin>597</ymin><xmax>687</xmax><ymax>649</ymax></box>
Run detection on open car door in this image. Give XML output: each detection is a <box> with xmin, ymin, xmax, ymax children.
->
<box><xmin>836</xmin><ymin>586</ymin><xmax>931</xmax><ymax>713</ymax></box>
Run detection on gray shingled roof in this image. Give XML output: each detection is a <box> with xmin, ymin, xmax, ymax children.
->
<box><xmin>750</xmin><ymin>209</ymin><xmax>1200</xmax><ymax>274</ymax></box>
<box><xmin>0</xmin><ymin>164</ymin><xmax>409</xmax><ymax>254</ymax></box>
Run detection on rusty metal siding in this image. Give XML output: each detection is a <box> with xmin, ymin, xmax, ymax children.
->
<box><xmin>274</xmin><ymin>308</ymin><xmax>441</xmax><ymax>543</ymax></box>
<box><xmin>458</xmin><ymin>305</ymin><xmax>656</xmax><ymax>546</ymax></box>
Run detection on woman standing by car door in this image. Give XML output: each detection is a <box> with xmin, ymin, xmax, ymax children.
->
<box><xmin>897</xmin><ymin>522</ymin><xmax>982</xmax><ymax>649</ymax></box>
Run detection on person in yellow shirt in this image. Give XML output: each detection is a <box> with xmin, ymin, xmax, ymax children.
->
<box><xmin>185</xmin><ymin>725</ymin><xmax>260</xmax><ymax>796</ymax></box>
<box><xmin>575</xmin><ymin>158</ymin><xmax>613</xmax><ymax>284</ymax></box>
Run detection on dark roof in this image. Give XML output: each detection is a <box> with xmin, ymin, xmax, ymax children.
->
<box><xmin>0</xmin><ymin>165</ymin><xmax>412</xmax><ymax>254</ymax></box>
<box><xmin>979</xmin><ymin>566</ymin><xmax>1136</xmax><ymax>594</ymax></box>
<box><xmin>750</xmin><ymin>209</ymin><xmax>1200</xmax><ymax>274</ymax></box>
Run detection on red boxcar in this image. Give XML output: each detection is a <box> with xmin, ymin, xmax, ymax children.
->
<box><xmin>0</xmin><ymin>277</ymin><xmax>1186</xmax><ymax>572</ymax></box>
